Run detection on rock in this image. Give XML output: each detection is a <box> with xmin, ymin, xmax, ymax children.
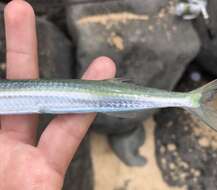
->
<box><xmin>155</xmin><ymin>108</ymin><xmax>217</xmax><ymax>190</ymax></box>
<box><xmin>36</xmin><ymin>17</ymin><xmax>74</xmax><ymax>78</ymax></box>
<box><xmin>26</xmin><ymin>0</ymin><xmax>65</xmax><ymax>16</ymax></box>
<box><xmin>193</xmin><ymin>0</ymin><xmax>217</xmax><ymax>76</ymax></box>
<box><xmin>67</xmin><ymin>0</ymin><xmax>200</xmax><ymax>165</ymax></box>
<box><xmin>26</xmin><ymin>0</ymin><xmax>69</xmax><ymax>34</ymax></box>
<box><xmin>154</xmin><ymin>66</ymin><xmax>217</xmax><ymax>190</ymax></box>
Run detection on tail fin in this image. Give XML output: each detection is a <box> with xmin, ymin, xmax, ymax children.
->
<box><xmin>188</xmin><ymin>79</ymin><xmax>217</xmax><ymax>131</ymax></box>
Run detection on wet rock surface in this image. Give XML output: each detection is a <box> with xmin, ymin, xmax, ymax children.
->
<box><xmin>67</xmin><ymin>0</ymin><xmax>200</xmax><ymax>165</ymax></box>
<box><xmin>154</xmin><ymin>66</ymin><xmax>217</xmax><ymax>190</ymax></box>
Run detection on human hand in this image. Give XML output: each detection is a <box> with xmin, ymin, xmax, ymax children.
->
<box><xmin>0</xmin><ymin>0</ymin><xmax>116</xmax><ymax>189</ymax></box>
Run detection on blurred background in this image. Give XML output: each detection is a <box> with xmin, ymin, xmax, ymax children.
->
<box><xmin>0</xmin><ymin>0</ymin><xmax>217</xmax><ymax>189</ymax></box>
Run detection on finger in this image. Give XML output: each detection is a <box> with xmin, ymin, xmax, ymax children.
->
<box><xmin>38</xmin><ymin>57</ymin><xmax>116</xmax><ymax>176</ymax></box>
<box><xmin>1</xmin><ymin>0</ymin><xmax>39</xmax><ymax>145</ymax></box>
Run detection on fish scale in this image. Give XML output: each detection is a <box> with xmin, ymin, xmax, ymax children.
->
<box><xmin>0</xmin><ymin>79</ymin><xmax>194</xmax><ymax>115</ymax></box>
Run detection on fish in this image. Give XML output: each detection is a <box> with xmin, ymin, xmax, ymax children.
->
<box><xmin>0</xmin><ymin>79</ymin><xmax>216</xmax><ymax>131</ymax></box>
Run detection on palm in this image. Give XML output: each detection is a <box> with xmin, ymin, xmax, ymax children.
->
<box><xmin>0</xmin><ymin>0</ymin><xmax>116</xmax><ymax>189</ymax></box>
<box><xmin>0</xmin><ymin>136</ymin><xmax>63</xmax><ymax>190</ymax></box>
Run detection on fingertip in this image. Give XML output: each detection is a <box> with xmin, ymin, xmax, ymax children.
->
<box><xmin>92</xmin><ymin>56</ymin><xmax>116</xmax><ymax>76</ymax></box>
<box><xmin>4</xmin><ymin>0</ymin><xmax>35</xmax><ymax>26</ymax></box>
<box><xmin>83</xmin><ymin>56</ymin><xmax>116</xmax><ymax>80</ymax></box>
<box><xmin>4</xmin><ymin>0</ymin><xmax>38</xmax><ymax>79</ymax></box>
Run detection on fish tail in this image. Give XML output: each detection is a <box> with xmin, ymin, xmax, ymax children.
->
<box><xmin>186</xmin><ymin>79</ymin><xmax>217</xmax><ymax>131</ymax></box>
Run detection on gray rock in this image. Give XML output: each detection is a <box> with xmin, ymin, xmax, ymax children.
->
<box><xmin>67</xmin><ymin>0</ymin><xmax>200</xmax><ymax>165</ymax></box>
<box><xmin>36</xmin><ymin>17</ymin><xmax>74</xmax><ymax>78</ymax></box>
<box><xmin>193</xmin><ymin>0</ymin><xmax>217</xmax><ymax>76</ymax></box>
<box><xmin>26</xmin><ymin>0</ymin><xmax>69</xmax><ymax>34</ymax></box>
<box><xmin>26</xmin><ymin>0</ymin><xmax>65</xmax><ymax>16</ymax></box>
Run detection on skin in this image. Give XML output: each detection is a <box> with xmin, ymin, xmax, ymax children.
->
<box><xmin>0</xmin><ymin>0</ymin><xmax>116</xmax><ymax>189</ymax></box>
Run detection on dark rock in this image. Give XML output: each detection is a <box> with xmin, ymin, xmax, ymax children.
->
<box><xmin>26</xmin><ymin>0</ymin><xmax>69</xmax><ymax>35</ymax></box>
<box><xmin>35</xmin><ymin>0</ymin><xmax>64</xmax><ymax>13</ymax></box>
<box><xmin>36</xmin><ymin>17</ymin><xmax>74</xmax><ymax>78</ymax></box>
<box><xmin>67</xmin><ymin>0</ymin><xmax>200</xmax><ymax>165</ymax></box>
<box><xmin>25</xmin><ymin>0</ymin><xmax>65</xmax><ymax>16</ymax></box>
<box><xmin>193</xmin><ymin>0</ymin><xmax>217</xmax><ymax>76</ymax></box>
<box><xmin>155</xmin><ymin>108</ymin><xmax>217</xmax><ymax>190</ymax></box>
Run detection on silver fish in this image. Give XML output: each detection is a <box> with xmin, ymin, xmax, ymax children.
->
<box><xmin>0</xmin><ymin>79</ymin><xmax>216</xmax><ymax>131</ymax></box>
